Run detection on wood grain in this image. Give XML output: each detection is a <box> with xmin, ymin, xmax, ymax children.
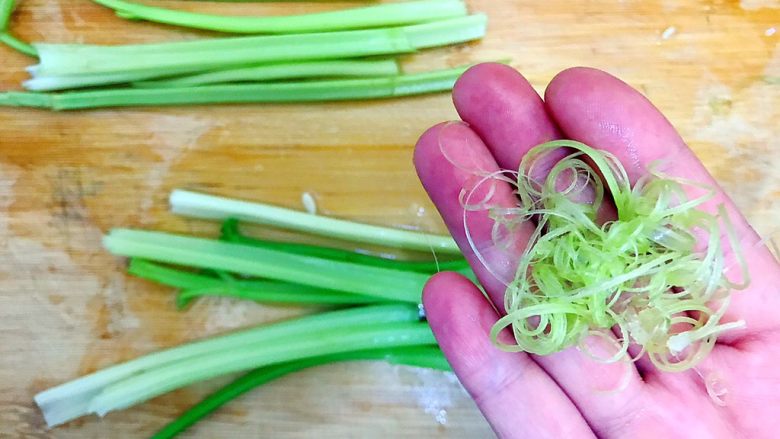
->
<box><xmin>1</xmin><ymin>0</ymin><xmax>778</xmax><ymax>437</ymax></box>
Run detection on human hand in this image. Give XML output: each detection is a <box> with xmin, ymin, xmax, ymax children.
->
<box><xmin>414</xmin><ymin>64</ymin><xmax>780</xmax><ymax>438</ymax></box>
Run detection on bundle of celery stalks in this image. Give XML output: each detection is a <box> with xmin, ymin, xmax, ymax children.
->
<box><xmin>1</xmin><ymin>1</ymin><xmax>485</xmax><ymax>435</ymax></box>
<box><xmin>0</xmin><ymin>0</ymin><xmax>488</xmax><ymax>110</ymax></box>
<box><xmin>36</xmin><ymin>189</ymin><xmax>469</xmax><ymax>437</ymax></box>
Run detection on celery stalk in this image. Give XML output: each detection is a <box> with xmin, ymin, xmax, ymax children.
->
<box><xmin>172</xmin><ymin>190</ymin><xmax>461</xmax><ymax>255</ymax></box>
<box><xmin>0</xmin><ymin>32</ymin><xmax>36</xmax><ymax>56</ymax></box>
<box><xmin>0</xmin><ymin>91</ymin><xmax>49</xmax><ymax>107</ymax></box>
<box><xmin>0</xmin><ymin>0</ymin><xmax>15</xmax><ymax>31</ymax></box>
<box><xmin>151</xmin><ymin>346</ymin><xmax>449</xmax><ymax>439</ymax></box>
<box><xmin>132</xmin><ymin>59</ymin><xmax>401</xmax><ymax>89</ymax></box>
<box><xmin>4</xmin><ymin>66</ymin><xmax>471</xmax><ymax>110</ymax></box>
<box><xmin>104</xmin><ymin>229</ymin><xmax>430</xmax><ymax>303</ymax></box>
<box><xmin>128</xmin><ymin>259</ymin><xmax>382</xmax><ymax>308</ymax></box>
<box><xmin>88</xmin><ymin>322</ymin><xmax>435</xmax><ymax>416</ymax></box>
<box><xmin>220</xmin><ymin>219</ymin><xmax>470</xmax><ymax>273</ymax></box>
<box><xmin>35</xmin><ymin>304</ymin><xmax>421</xmax><ymax>427</ymax></box>
<box><xmin>0</xmin><ymin>0</ymin><xmax>37</xmax><ymax>57</ymax></box>
<box><xmin>25</xmin><ymin>64</ymin><xmax>239</xmax><ymax>92</ymax></box>
<box><xmin>93</xmin><ymin>0</ymin><xmax>468</xmax><ymax>34</ymax></box>
<box><xmin>29</xmin><ymin>15</ymin><xmax>487</xmax><ymax>78</ymax></box>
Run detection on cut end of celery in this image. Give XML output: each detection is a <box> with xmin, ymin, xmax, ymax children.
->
<box><xmin>34</xmin><ymin>390</ymin><xmax>93</xmax><ymax>428</ymax></box>
<box><xmin>102</xmin><ymin>229</ymin><xmax>124</xmax><ymax>254</ymax></box>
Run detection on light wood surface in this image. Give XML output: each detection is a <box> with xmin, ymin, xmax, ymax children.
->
<box><xmin>1</xmin><ymin>0</ymin><xmax>778</xmax><ymax>437</ymax></box>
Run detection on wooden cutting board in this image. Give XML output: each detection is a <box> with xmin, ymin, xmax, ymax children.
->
<box><xmin>1</xmin><ymin>0</ymin><xmax>778</xmax><ymax>437</ymax></box>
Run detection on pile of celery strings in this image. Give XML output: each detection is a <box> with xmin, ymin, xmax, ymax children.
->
<box><xmin>35</xmin><ymin>189</ymin><xmax>470</xmax><ymax>438</ymax></box>
<box><xmin>0</xmin><ymin>0</ymin><xmax>488</xmax><ymax>110</ymax></box>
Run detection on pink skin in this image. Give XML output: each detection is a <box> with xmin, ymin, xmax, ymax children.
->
<box><xmin>414</xmin><ymin>64</ymin><xmax>780</xmax><ymax>439</ymax></box>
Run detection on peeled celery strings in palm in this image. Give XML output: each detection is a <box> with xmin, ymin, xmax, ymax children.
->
<box><xmin>487</xmin><ymin>140</ymin><xmax>749</xmax><ymax>372</ymax></box>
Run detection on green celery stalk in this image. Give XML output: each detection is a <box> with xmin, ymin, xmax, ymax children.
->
<box><xmin>105</xmin><ymin>229</ymin><xmax>430</xmax><ymax>303</ymax></box>
<box><xmin>0</xmin><ymin>32</ymin><xmax>36</xmax><ymax>56</ymax></box>
<box><xmin>35</xmin><ymin>304</ymin><xmax>421</xmax><ymax>427</ymax></box>
<box><xmin>88</xmin><ymin>322</ymin><xmax>436</xmax><ymax>417</ymax></box>
<box><xmin>93</xmin><ymin>0</ymin><xmax>468</xmax><ymax>34</ymax></box>
<box><xmin>128</xmin><ymin>259</ymin><xmax>382</xmax><ymax>308</ymax></box>
<box><xmin>151</xmin><ymin>346</ymin><xmax>449</xmax><ymax>439</ymax></box>
<box><xmin>4</xmin><ymin>66</ymin><xmax>471</xmax><ymax>110</ymax></box>
<box><xmin>173</xmin><ymin>190</ymin><xmax>461</xmax><ymax>255</ymax></box>
<box><xmin>25</xmin><ymin>64</ymin><xmax>239</xmax><ymax>92</ymax></box>
<box><xmin>132</xmin><ymin>58</ymin><xmax>401</xmax><ymax>88</ymax></box>
<box><xmin>0</xmin><ymin>91</ymin><xmax>48</xmax><ymax>107</ymax></box>
<box><xmin>0</xmin><ymin>0</ymin><xmax>15</xmax><ymax>31</ymax></box>
<box><xmin>220</xmin><ymin>219</ymin><xmax>469</xmax><ymax>273</ymax></box>
<box><xmin>29</xmin><ymin>15</ymin><xmax>487</xmax><ymax>79</ymax></box>
<box><xmin>0</xmin><ymin>0</ymin><xmax>37</xmax><ymax>57</ymax></box>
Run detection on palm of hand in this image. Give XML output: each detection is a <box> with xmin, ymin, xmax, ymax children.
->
<box><xmin>414</xmin><ymin>64</ymin><xmax>780</xmax><ymax>438</ymax></box>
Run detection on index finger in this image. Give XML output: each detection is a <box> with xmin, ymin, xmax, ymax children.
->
<box><xmin>452</xmin><ymin>63</ymin><xmax>560</xmax><ymax>171</ymax></box>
